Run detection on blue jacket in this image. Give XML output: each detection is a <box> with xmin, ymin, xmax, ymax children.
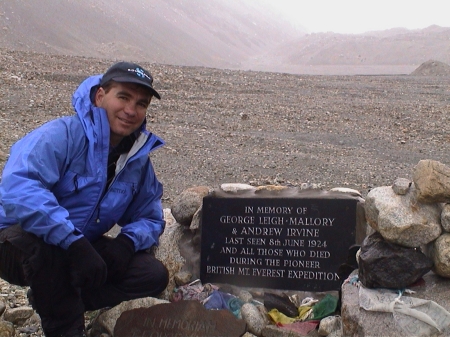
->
<box><xmin>0</xmin><ymin>75</ymin><xmax>165</xmax><ymax>251</ymax></box>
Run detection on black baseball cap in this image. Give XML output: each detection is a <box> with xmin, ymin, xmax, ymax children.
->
<box><xmin>100</xmin><ymin>62</ymin><xmax>161</xmax><ymax>99</ymax></box>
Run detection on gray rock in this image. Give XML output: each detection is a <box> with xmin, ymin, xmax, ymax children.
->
<box><xmin>242</xmin><ymin>333</ymin><xmax>258</xmax><ymax>337</ymax></box>
<box><xmin>256</xmin><ymin>304</ymin><xmax>271</xmax><ymax>326</ymax></box>
<box><xmin>171</xmin><ymin>186</ymin><xmax>211</xmax><ymax>226</ymax></box>
<box><xmin>413</xmin><ymin>159</ymin><xmax>450</xmax><ymax>203</ymax></box>
<box><xmin>441</xmin><ymin>204</ymin><xmax>450</xmax><ymax>232</ymax></box>
<box><xmin>358</xmin><ymin>232</ymin><xmax>432</xmax><ymax>289</ymax></box>
<box><xmin>3</xmin><ymin>306</ymin><xmax>34</xmax><ymax>325</ymax></box>
<box><xmin>241</xmin><ymin>303</ymin><xmax>267</xmax><ymax>336</ymax></box>
<box><xmin>392</xmin><ymin>177</ymin><xmax>411</xmax><ymax>195</ymax></box>
<box><xmin>318</xmin><ymin>315</ymin><xmax>341</xmax><ymax>336</ymax></box>
<box><xmin>327</xmin><ymin>330</ymin><xmax>343</xmax><ymax>337</ymax></box>
<box><xmin>0</xmin><ymin>297</ymin><xmax>6</xmax><ymax>316</ymax></box>
<box><xmin>429</xmin><ymin>233</ymin><xmax>450</xmax><ymax>278</ymax></box>
<box><xmin>355</xmin><ymin>197</ymin><xmax>368</xmax><ymax>245</ymax></box>
<box><xmin>365</xmin><ymin>185</ymin><xmax>442</xmax><ymax>247</ymax></box>
<box><xmin>238</xmin><ymin>290</ymin><xmax>253</xmax><ymax>303</ymax></box>
<box><xmin>25</xmin><ymin>313</ymin><xmax>41</xmax><ymax>325</ymax></box>
<box><xmin>154</xmin><ymin>209</ymin><xmax>185</xmax><ymax>300</ymax></box>
<box><xmin>178</xmin><ymin>225</ymin><xmax>202</xmax><ymax>281</ymax></box>
<box><xmin>189</xmin><ymin>204</ymin><xmax>202</xmax><ymax>231</ymax></box>
<box><xmin>174</xmin><ymin>271</ymin><xmax>192</xmax><ymax>286</ymax></box>
<box><xmin>0</xmin><ymin>320</ymin><xmax>14</xmax><ymax>337</ymax></box>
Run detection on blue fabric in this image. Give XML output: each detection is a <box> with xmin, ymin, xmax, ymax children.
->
<box><xmin>203</xmin><ymin>290</ymin><xmax>244</xmax><ymax>317</ymax></box>
<box><xmin>204</xmin><ymin>290</ymin><xmax>229</xmax><ymax>310</ymax></box>
<box><xmin>0</xmin><ymin>75</ymin><xmax>165</xmax><ymax>250</ymax></box>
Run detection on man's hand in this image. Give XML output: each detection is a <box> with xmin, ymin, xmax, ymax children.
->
<box><xmin>67</xmin><ymin>237</ymin><xmax>107</xmax><ymax>288</ymax></box>
<box><xmin>97</xmin><ymin>234</ymin><xmax>135</xmax><ymax>282</ymax></box>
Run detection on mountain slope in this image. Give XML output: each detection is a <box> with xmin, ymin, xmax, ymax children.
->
<box><xmin>1</xmin><ymin>1</ymin><xmax>450</xmax><ymax>75</ymax></box>
<box><xmin>0</xmin><ymin>0</ymin><xmax>302</xmax><ymax>68</ymax></box>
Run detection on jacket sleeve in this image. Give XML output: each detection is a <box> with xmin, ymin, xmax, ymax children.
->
<box><xmin>118</xmin><ymin>159</ymin><xmax>165</xmax><ymax>251</ymax></box>
<box><xmin>0</xmin><ymin>120</ymin><xmax>83</xmax><ymax>248</ymax></box>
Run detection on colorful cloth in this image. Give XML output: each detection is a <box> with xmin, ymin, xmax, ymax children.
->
<box><xmin>202</xmin><ymin>290</ymin><xmax>244</xmax><ymax>317</ymax></box>
<box><xmin>172</xmin><ymin>279</ymin><xmax>217</xmax><ymax>302</ymax></box>
<box><xmin>277</xmin><ymin>321</ymin><xmax>320</xmax><ymax>336</ymax></box>
<box><xmin>310</xmin><ymin>294</ymin><xmax>338</xmax><ymax>320</ymax></box>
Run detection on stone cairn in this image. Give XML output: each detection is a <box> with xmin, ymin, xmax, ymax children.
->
<box><xmin>361</xmin><ymin>159</ymin><xmax>450</xmax><ymax>288</ymax></box>
<box><xmin>340</xmin><ymin>159</ymin><xmax>450</xmax><ymax>337</ymax></box>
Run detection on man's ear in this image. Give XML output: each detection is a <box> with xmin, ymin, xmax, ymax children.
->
<box><xmin>94</xmin><ymin>87</ymin><xmax>106</xmax><ymax>107</ymax></box>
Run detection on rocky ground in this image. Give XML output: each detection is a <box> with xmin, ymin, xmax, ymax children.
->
<box><xmin>0</xmin><ymin>48</ymin><xmax>450</xmax><ymax>336</ymax></box>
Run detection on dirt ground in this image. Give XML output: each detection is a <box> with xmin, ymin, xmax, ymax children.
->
<box><xmin>1</xmin><ymin>47</ymin><xmax>450</xmax><ymax>337</ymax></box>
<box><xmin>1</xmin><ymin>49</ymin><xmax>450</xmax><ymax>209</ymax></box>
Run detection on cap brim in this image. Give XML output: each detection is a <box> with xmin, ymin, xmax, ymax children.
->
<box><xmin>110</xmin><ymin>76</ymin><xmax>161</xmax><ymax>100</ymax></box>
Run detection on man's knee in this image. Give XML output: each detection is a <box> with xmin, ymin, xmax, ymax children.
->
<box><xmin>152</xmin><ymin>259</ymin><xmax>169</xmax><ymax>292</ymax></box>
<box><xmin>127</xmin><ymin>253</ymin><xmax>169</xmax><ymax>295</ymax></box>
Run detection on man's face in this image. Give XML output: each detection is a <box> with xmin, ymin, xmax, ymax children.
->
<box><xmin>95</xmin><ymin>82</ymin><xmax>152</xmax><ymax>146</ymax></box>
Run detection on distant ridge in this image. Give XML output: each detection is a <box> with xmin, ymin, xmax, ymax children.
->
<box><xmin>2</xmin><ymin>0</ymin><xmax>450</xmax><ymax>75</ymax></box>
<box><xmin>410</xmin><ymin>60</ymin><xmax>450</xmax><ymax>76</ymax></box>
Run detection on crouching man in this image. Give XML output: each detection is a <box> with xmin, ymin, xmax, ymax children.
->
<box><xmin>0</xmin><ymin>62</ymin><xmax>169</xmax><ymax>337</ymax></box>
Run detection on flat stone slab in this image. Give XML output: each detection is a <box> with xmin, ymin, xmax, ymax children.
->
<box><xmin>114</xmin><ymin>300</ymin><xmax>247</xmax><ymax>337</ymax></box>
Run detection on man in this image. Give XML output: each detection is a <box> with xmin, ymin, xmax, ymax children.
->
<box><xmin>0</xmin><ymin>62</ymin><xmax>169</xmax><ymax>337</ymax></box>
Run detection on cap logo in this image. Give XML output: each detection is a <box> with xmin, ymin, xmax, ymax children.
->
<box><xmin>127</xmin><ymin>67</ymin><xmax>152</xmax><ymax>82</ymax></box>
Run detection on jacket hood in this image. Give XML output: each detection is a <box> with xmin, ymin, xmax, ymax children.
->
<box><xmin>72</xmin><ymin>74</ymin><xmax>102</xmax><ymax>121</ymax></box>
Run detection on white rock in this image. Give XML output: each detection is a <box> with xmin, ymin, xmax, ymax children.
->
<box><xmin>330</xmin><ymin>187</ymin><xmax>362</xmax><ymax>197</ymax></box>
<box><xmin>220</xmin><ymin>183</ymin><xmax>256</xmax><ymax>193</ymax></box>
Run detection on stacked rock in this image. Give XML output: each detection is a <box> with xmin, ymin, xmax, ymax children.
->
<box><xmin>360</xmin><ymin>159</ymin><xmax>450</xmax><ymax>288</ymax></box>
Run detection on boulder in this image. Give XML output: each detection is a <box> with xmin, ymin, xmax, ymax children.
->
<box><xmin>429</xmin><ymin>233</ymin><xmax>450</xmax><ymax>278</ymax></box>
<box><xmin>413</xmin><ymin>159</ymin><xmax>450</xmax><ymax>203</ymax></box>
<box><xmin>318</xmin><ymin>315</ymin><xmax>341</xmax><ymax>336</ymax></box>
<box><xmin>153</xmin><ymin>209</ymin><xmax>185</xmax><ymax>300</ymax></box>
<box><xmin>441</xmin><ymin>204</ymin><xmax>450</xmax><ymax>232</ymax></box>
<box><xmin>365</xmin><ymin>185</ymin><xmax>442</xmax><ymax>247</ymax></box>
<box><xmin>358</xmin><ymin>232</ymin><xmax>433</xmax><ymax>289</ymax></box>
<box><xmin>171</xmin><ymin>186</ymin><xmax>211</xmax><ymax>226</ymax></box>
<box><xmin>0</xmin><ymin>321</ymin><xmax>14</xmax><ymax>337</ymax></box>
<box><xmin>2</xmin><ymin>306</ymin><xmax>34</xmax><ymax>325</ymax></box>
<box><xmin>241</xmin><ymin>303</ymin><xmax>267</xmax><ymax>336</ymax></box>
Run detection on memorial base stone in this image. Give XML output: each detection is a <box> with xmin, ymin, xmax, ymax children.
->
<box><xmin>114</xmin><ymin>300</ymin><xmax>247</xmax><ymax>337</ymax></box>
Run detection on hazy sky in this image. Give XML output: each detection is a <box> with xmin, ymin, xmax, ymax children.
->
<box><xmin>263</xmin><ymin>0</ymin><xmax>450</xmax><ymax>34</ymax></box>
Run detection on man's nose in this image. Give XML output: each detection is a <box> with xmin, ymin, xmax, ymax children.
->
<box><xmin>124</xmin><ymin>103</ymin><xmax>137</xmax><ymax>116</ymax></box>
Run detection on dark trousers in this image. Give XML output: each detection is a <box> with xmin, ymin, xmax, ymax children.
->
<box><xmin>0</xmin><ymin>225</ymin><xmax>169</xmax><ymax>337</ymax></box>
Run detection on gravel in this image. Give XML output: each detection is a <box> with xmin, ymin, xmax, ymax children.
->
<box><xmin>1</xmin><ymin>48</ymin><xmax>450</xmax><ymax>336</ymax></box>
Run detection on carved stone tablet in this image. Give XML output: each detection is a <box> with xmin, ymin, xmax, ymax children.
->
<box><xmin>114</xmin><ymin>300</ymin><xmax>247</xmax><ymax>337</ymax></box>
<box><xmin>201</xmin><ymin>189</ymin><xmax>357</xmax><ymax>291</ymax></box>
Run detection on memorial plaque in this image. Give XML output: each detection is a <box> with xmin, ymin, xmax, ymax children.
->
<box><xmin>114</xmin><ymin>300</ymin><xmax>246</xmax><ymax>337</ymax></box>
<box><xmin>200</xmin><ymin>190</ymin><xmax>357</xmax><ymax>291</ymax></box>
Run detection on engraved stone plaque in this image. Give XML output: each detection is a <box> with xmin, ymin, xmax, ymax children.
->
<box><xmin>200</xmin><ymin>189</ymin><xmax>357</xmax><ymax>291</ymax></box>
